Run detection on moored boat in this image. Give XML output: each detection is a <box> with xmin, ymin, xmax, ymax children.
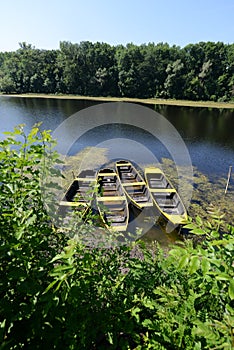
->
<box><xmin>97</xmin><ymin>168</ymin><xmax>129</xmax><ymax>231</ymax></box>
<box><xmin>144</xmin><ymin>167</ymin><xmax>187</xmax><ymax>225</ymax></box>
<box><xmin>58</xmin><ymin>169</ymin><xmax>97</xmax><ymax>216</ymax></box>
<box><xmin>115</xmin><ymin>160</ymin><xmax>153</xmax><ymax>210</ymax></box>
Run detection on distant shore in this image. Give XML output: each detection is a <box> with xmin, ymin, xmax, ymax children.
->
<box><xmin>1</xmin><ymin>93</ymin><xmax>234</xmax><ymax>109</ymax></box>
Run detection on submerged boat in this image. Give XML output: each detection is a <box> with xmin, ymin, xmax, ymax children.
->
<box><xmin>97</xmin><ymin>168</ymin><xmax>129</xmax><ymax>231</ymax></box>
<box><xmin>144</xmin><ymin>167</ymin><xmax>187</xmax><ymax>225</ymax></box>
<box><xmin>115</xmin><ymin>160</ymin><xmax>153</xmax><ymax>210</ymax></box>
<box><xmin>59</xmin><ymin>169</ymin><xmax>97</xmax><ymax>215</ymax></box>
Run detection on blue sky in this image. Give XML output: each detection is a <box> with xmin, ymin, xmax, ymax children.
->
<box><xmin>0</xmin><ymin>0</ymin><xmax>233</xmax><ymax>52</ymax></box>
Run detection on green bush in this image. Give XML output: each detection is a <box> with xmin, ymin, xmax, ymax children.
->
<box><xmin>0</xmin><ymin>126</ymin><xmax>233</xmax><ymax>349</ymax></box>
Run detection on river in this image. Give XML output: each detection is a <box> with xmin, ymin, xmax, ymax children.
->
<box><xmin>0</xmin><ymin>96</ymin><xmax>233</xmax><ymax>244</ymax></box>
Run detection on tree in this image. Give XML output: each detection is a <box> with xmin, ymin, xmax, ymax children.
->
<box><xmin>164</xmin><ymin>59</ymin><xmax>186</xmax><ymax>99</ymax></box>
<box><xmin>0</xmin><ymin>40</ymin><xmax>233</xmax><ymax>101</ymax></box>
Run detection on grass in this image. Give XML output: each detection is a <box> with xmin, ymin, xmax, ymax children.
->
<box><xmin>2</xmin><ymin>93</ymin><xmax>234</xmax><ymax>109</ymax></box>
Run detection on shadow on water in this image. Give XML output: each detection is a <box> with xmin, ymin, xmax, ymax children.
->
<box><xmin>128</xmin><ymin>205</ymin><xmax>182</xmax><ymax>247</ymax></box>
<box><xmin>1</xmin><ymin>97</ymin><xmax>233</xmax><ymax>246</ymax></box>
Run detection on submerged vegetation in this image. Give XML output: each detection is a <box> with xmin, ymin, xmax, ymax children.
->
<box><xmin>0</xmin><ymin>126</ymin><xmax>234</xmax><ymax>349</ymax></box>
<box><xmin>62</xmin><ymin>148</ymin><xmax>234</xmax><ymax>226</ymax></box>
<box><xmin>0</xmin><ymin>40</ymin><xmax>234</xmax><ymax>102</ymax></box>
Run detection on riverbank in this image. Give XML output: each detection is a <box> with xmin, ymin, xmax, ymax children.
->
<box><xmin>2</xmin><ymin>93</ymin><xmax>234</xmax><ymax>109</ymax></box>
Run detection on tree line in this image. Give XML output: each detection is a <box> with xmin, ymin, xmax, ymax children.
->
<box><xmin>0</xmin><ymin>41</ymin><xmax>234</xmax><ymax>102</ymax></box>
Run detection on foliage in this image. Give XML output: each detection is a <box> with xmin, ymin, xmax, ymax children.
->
<box><xmin>0</xmin><ymin>126</ymin><xmax>234</xmax><ymax>349</ymax></box>
<box><xmin>0</xmin><ymin>40</ymin><xmax>234</xmax><ymax>101</ymax></box>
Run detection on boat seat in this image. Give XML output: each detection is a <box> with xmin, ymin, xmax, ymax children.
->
<box><xmin>126</xmin><ymin>186</ymin><xmax>145</xmax><ymax>194</ymax></box>
<box><xmin>132</xmin><ymin>194</ymin><xmax>148</xmax><ymax>202</ymax></box>
<box><xmin>106</xmin><ymin>214</ymin><xmax>126</xmax><ymax>223</ymax></box>
<box><xmin>164</xmin><ymin>208</ymin><xmax>180</xmax><ymax>214</ymax></box>
<box><xmin>121</xmin><ymin>172</ymin><xmax>137</xmax><ymax>180</ymax></box>
<box><xmin>103</xmin><ymin>180</ymin><xmax>116</xmax><ymax>185</ymax></box>
<box><xmin>149</xmin><ymin>179</ymin><xmax>169</xmax><ymax>188</ymax></box>
<box><xmin>128</xmin><ymin>190</ymin><xmax>143</xmax><ymax>195</ymax></box>
<box><xmin>103</xmin><ymin>191</ymin><xmax>119</xmax><ymax>197</ymax></box>
<box><xmin>119</xmin><ymin>166</ymin><xmax>131</xmax><ymax>171</ymax></box>
<box><xmin>102</xmin><ymin>184</ymin><xmax>116</xmax><ymax>191</ymax></box>
<box><xmin>105</xmin><ymin>206</ymin><xmax>125</xmax><ymax>211</ymax></box>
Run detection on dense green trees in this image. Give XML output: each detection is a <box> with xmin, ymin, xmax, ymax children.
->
<box><xmin>0</xmin><ymin>41</ymin><xmax>233</xmax><ymax>101</ymax></box>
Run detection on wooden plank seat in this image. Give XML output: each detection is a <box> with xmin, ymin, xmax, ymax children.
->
<box><xmin>131</xmin><ymin>193</ymin><xmax>149</xmax><ymax>202</ymax></box>
<box><xmin>102</xmin><ymin>184</ymin><xmax>117</xmax><ymax>191</ymax></box>
<box><xmin>106</xmin><ymin>214</ymin><xmax>126</xmax><ymax>223</ymax></box>
<box><xmin>149</xmin><ymin>179</ymin><xmax>168</xmax><ymax>188</ymax></box>
<box><xmin>121</xmin><ymin>172</ymin><xmax>137</xmax><ymax>180</ymax></box>
<box><xmin>154</xmin><ymin>197</ymin><xmax>180</xmax><ymax>209</ymax></box>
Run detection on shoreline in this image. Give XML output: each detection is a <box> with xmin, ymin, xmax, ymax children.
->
<box><xmin>1</xmin><ymin>93</ymin><xmax>234</xmax><ymax>109</ymax></box>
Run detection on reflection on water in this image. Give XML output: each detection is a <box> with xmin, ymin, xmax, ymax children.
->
<box><xmin>154</xmin><ymin>105</ymin><xmax>234</xmax><ymax>148</ymax></box>
<box><xmin>0</xmin><ymin>96</ymin><xmax>233</xmax><ymax>245</ymax></box>
<box><xmin>128</xmin><ymin>205</ymin><xmax>181</xmax><ymax>247</ymax></box>
<box><xmin>0</xmin><ymin>96</ymin><xmax>233</xmax><ymax>178</ymax></box>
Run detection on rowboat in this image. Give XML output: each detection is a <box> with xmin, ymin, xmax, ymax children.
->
<box><xmin>58</xmin><ymin>169</ymin><xmax>97</xmax><ymax>216</ymax></box>
<box><xmin>97</xmin><ymin>168</ymin><xmax>129</xmax><ymax>231</ymax></box>
<box><xmin>115</xmin><ymin>160</ymin><xmax>153</xmax><ymax>210</ymax></box>
<box><xmin>144</xmin><ymin>167</ymin><xmax>187</xmax><ymax>225</ymax></box>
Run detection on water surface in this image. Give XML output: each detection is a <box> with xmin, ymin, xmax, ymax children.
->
<box><xmin>1</xmin><ymin>96</ymin><xmax>233</xmax><ymax>179</ymax></box>
<box><xmin>0</xmin><ymin>96</ymin><xmax>233</xmax><ymax>243</ymax></box>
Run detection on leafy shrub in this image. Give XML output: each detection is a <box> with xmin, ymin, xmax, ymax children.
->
<box><xmin>0</xmin><ymin>126</ymin><xmax>233</xmax><ymax>349</ymax></box>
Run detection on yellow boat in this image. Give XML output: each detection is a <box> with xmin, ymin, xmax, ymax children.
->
<box><xmin>58</xmin><ymin>169</ymin><xmax>97</xmax><ymax>216</ymax></box>
<box><xmin>97</xmin><ymin>168</ymin><xmax>129</xmax><ymax>231</ymax></box>
<box><xmin>144</xmin><ymin>167</ymin><xmax>187</xmax><ymax>225</ymax></box>
<box><xmin>115</xmin><ymin>160</ymin><xmax>153</xmax><ymax>210</ymax></box>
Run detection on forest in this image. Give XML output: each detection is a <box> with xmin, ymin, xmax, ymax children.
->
<box><xmin>0</xmin><ymin>41</ymin><xmax>234</xmax><ymax>101</ymax></box>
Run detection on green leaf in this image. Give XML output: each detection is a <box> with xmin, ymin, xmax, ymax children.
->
<box><xmin>5</xmin><ymin>183</ymin><xmax>14</xmax><ymax>193</ymax></box>
<box><xmin>216</xmin><ymin>273</ymin><xmax>231</xmax><ymax>281</ymax></box>
<box><xmin>178</xmin><ymin>255</ymin><xmax>189</xmax><ymax>269</ymax></box>
<box><xmin>194</xmin><ymin>342</ymin><xmax>202</xmax><ymax>350</ymax></box>
<box><xmin>131</xmin><ymin>307</ymin><xmax>141</xmax><ymax>322</ymax></box>
<box><xmin>191</xmin><ymin>228</ymin><xmax>205</xmax><ymax>235</ymax></box>
<box><xmin>142</xmin><ymin>319</ymin><xmax>154</xmax><ymax>329</ymax></box>
<box><xmin>201</xmin><ymin>258</ymin><xmax>210</xmax><ymax>274</ymax></box>
<box><xmin>15</xmin><ymin>227</ymin><xmax>24</xmax><ymax>240</ymax></box>
<box><xmin>107</xmin><ymin>332</ymin><xmax>113</xmax><ymax>345</ymax></box>
<box><xmin>183</xmin><ymin>223</ymin><xmax>197</xmax><ymax>230</ymax></box>
<box><xmin>196</xmin><ymin>215</ymin><xmax>203</xmax><ymax>226</ymax></box>
<box><xmin>44</xmin><ymin>279</ymin><xmax>59</xmax><ymax>294</ymax></box>
<box><xmin>26</xmin><ymin>214</ymin><xmax>37</xmax><ymax>226</ymax></box>
<box><xmin>189</xmin><ymin>256</ymin><xmax>200</xmax><ymax>274</ymax></box>
<box><xmin>228</xmin><ymin>279</ymin><xmax>234</xmax><ymax>300</ymax></box>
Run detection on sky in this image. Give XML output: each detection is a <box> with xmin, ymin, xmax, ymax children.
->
<box><xmin>0</xmin><ymin>0</ymin><xmax>233</xmax><ymax>52</ymax></box>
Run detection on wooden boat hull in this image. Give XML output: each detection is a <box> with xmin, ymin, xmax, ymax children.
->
<box><xmin>115</xmin><ymin>161</ymin><xmax>153</xmax><ymax>210</ymax></box>
<box><xmin>97</xmin><ymin>168</ymin><xmax>129</xmax><ymax>232</ymax></box>
<box><xmin>58</xmin><ymin>169</ymin><xmax>97</xmax><ymax>217</ymax></box>
<box><xmin>144</xmin><ymin>167</ymin><xmax>187</xmax><ymax>225</ymax></box>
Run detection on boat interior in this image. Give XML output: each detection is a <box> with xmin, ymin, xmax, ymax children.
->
<box><xmin>152</xmin><ymin>191</ymin><xmax>185</xmax><ymax>215</ymax></box>
<box><xmin>65</xmin><ymin>169</ymin><xmax>96</xmax><ymax>203</ymax></box>
<box><xmin>116</xmin><ymin>163</ymin><xmax>142</xmax><ymax>183</ymax></box>
<box><xmin>116</xmin><ymin>162</ymin><xmax>152</xmax><ymax>205</ymax></box>
<box><xmin>98</xmin><ymin>169</ymin><xmax>128</xmax><ymax>227</ymax></box>
<box><xmin>146</xmin><ymin>172</ymin><xmax>173</xmax><ymax>189</ymax></box>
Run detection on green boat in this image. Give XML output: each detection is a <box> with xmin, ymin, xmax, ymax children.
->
<box><xmin>144</xmin><ymin>167</ymin><xmax>187</xmax><ymax>225</ymax></box>
<box><xmin>97</xmin><ymin>168</ymin><xmax>129</xmax><ymax>231</ymax></box>
<box><xmin>115</xmin><ymin>160</ymin><xmax>153</xmax><ymax>210</ymax></box>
